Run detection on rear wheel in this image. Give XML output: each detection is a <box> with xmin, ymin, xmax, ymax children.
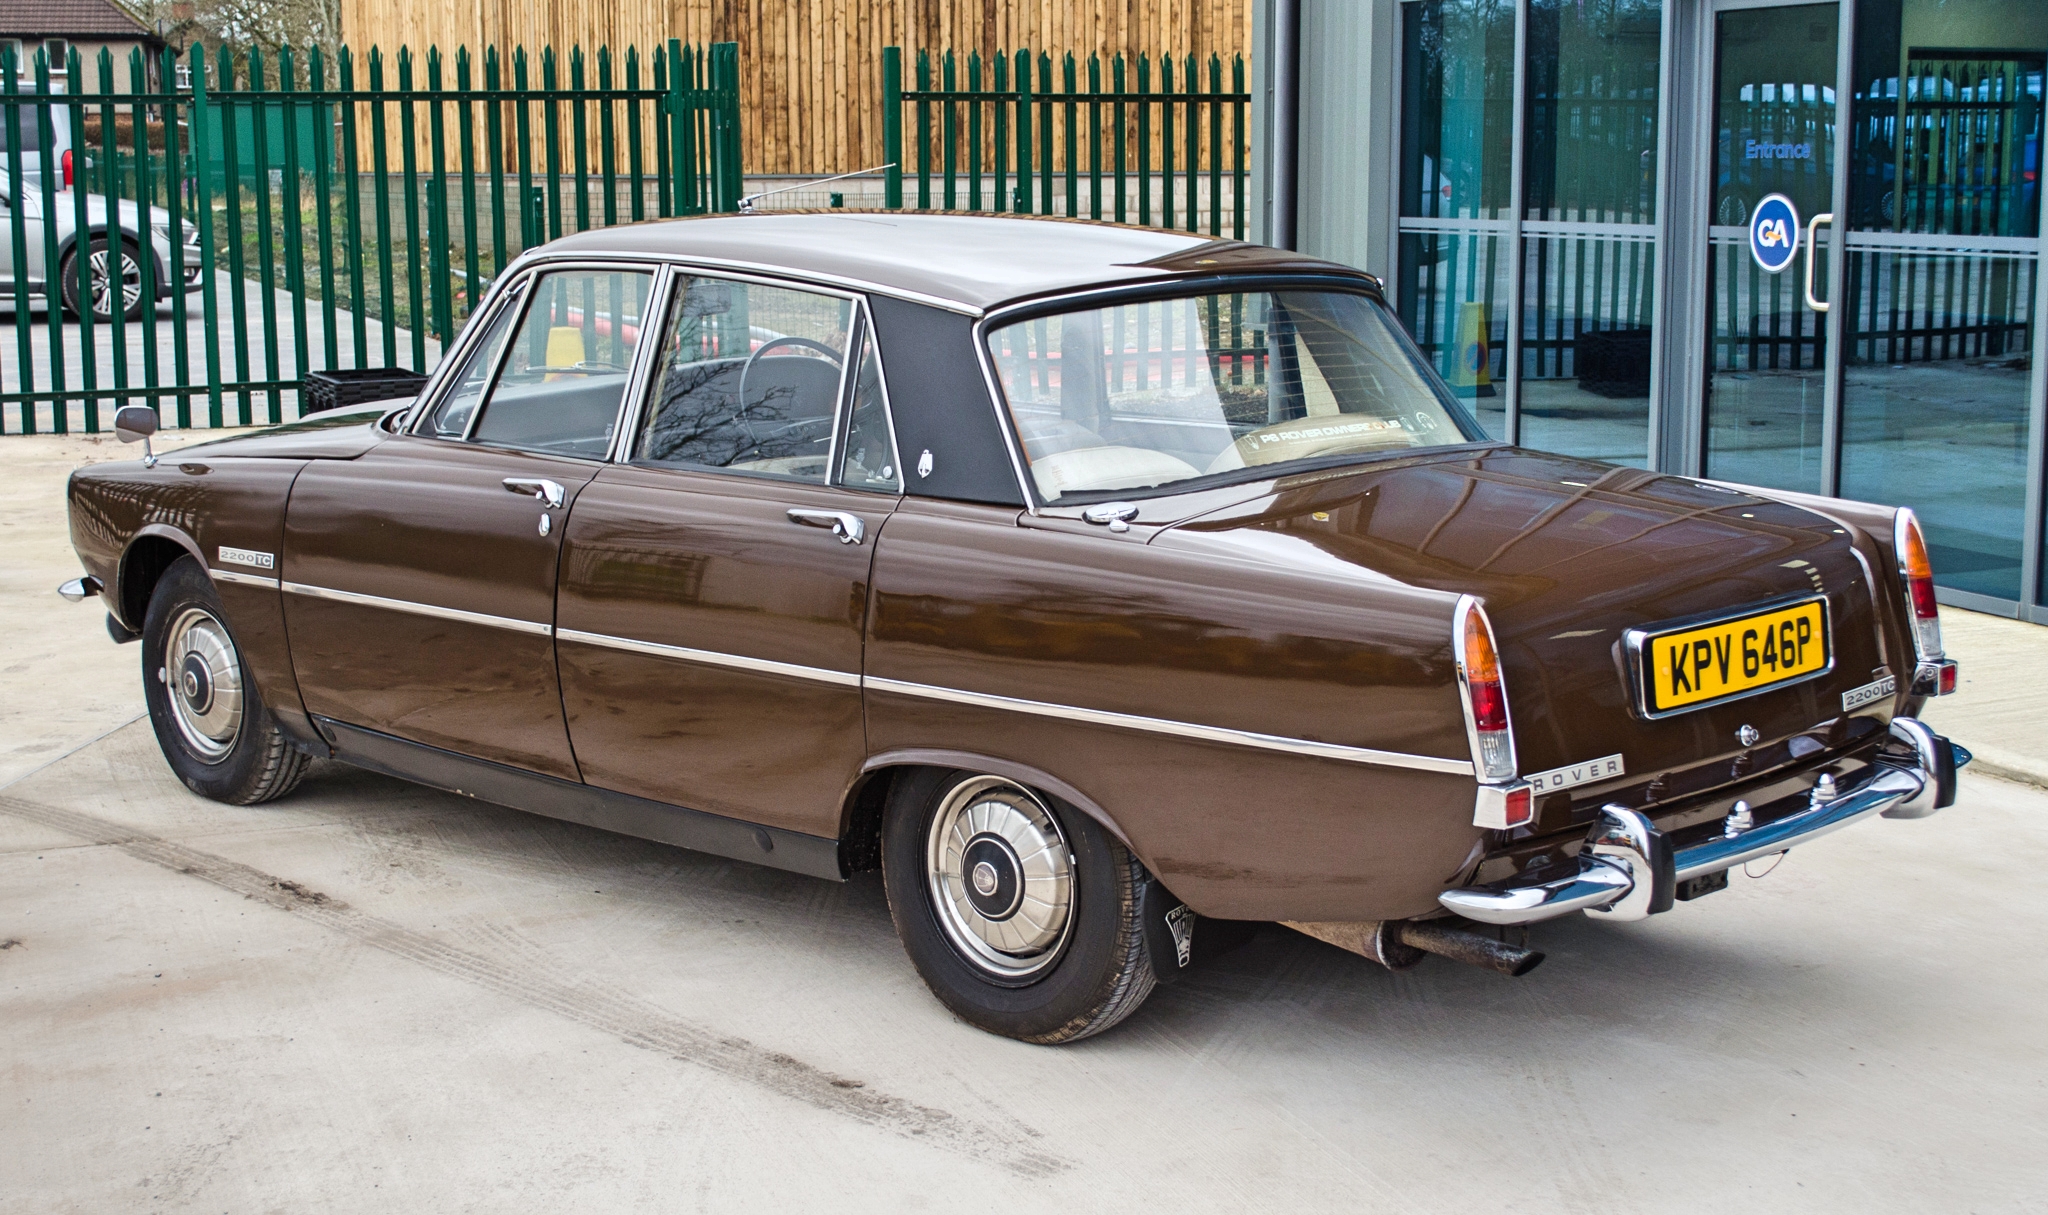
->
<box><xmin>141</xmin><ymin>556</ymin><xmax>309</xmax><ymax>804</ymax></box>
<box><xmin>882</xmin><ymin>769</ymin><xmax>1156</xmax><ymax>1043</ymax></box>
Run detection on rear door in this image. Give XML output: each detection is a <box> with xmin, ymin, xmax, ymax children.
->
<box><xmin>555</xmin><ymin>273</ymin><xmax>902</xmax><ymax>837</ymax></box>
<box><xmin>284</xmin><ymin>263</ymin><xmax>659</xmax><ymax>779</ymax></box>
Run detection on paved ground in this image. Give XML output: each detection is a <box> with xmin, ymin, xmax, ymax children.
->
<box><xmin>3</xmin><ymin>435</ymin><xmax>2046</xmax><ymax>1212</ymax></box>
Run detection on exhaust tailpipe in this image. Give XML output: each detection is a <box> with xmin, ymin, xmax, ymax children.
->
<box><xmin>1283</xmin><ymin>918</ymin><xmax>1544</xmax><ymax>977</ymax></box>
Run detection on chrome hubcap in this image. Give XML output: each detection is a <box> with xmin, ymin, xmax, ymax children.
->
<box><xmin>164</xmin><ymin>606</ymin><xmax>243</xmax><ymax>762</ymax></box>
<box><xmin>926</xmin><ymin>776</ymin><xmax>1073</xmax><ymax>978</ymax></box>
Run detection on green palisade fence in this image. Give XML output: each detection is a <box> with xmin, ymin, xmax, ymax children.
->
<box><xmin>881</xmin><ymin>47</ymin><xmax>1249</xmax><ymax>239</ymax></box>
<box><xmin>1</xmin><ymin>40</ymin><xmax>740</xmax><ymax>434</ymax></box>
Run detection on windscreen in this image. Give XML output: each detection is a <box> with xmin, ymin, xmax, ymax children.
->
<box><xmin>986</xmin><ymin>288</ymin><xmax>1484</xmax><ymax>503</ymax></box>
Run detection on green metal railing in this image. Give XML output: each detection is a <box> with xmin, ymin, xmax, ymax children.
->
<box><xmin>881</xmin><ymin>47</ymin><xmax>1248</xmax><ymax>238</ymax></box>
<box><xmin>1</xmin><ymin>39</ymin><xmax>740</xmax><ymax>433</ymax></box>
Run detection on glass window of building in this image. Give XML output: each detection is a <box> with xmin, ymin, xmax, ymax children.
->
<box><xmin>1519</xmin><ymin>0</ymin><xmax>1664</xmax><ymax>465</ymax></box>
<box><xmin>1838</xmin><ymin>0</ymin><xmax>2045</xmax><ymax>604</ymax></box>
<box><xmin>1398</xmin><ymin>0</ymin><xmax>1518</xmax><ymax>440</ymax></box>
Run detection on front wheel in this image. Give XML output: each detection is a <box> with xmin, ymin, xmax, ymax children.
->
<box><xmin>142</xmin><ymin>556</ymin><xmax>309</xmax><ymax>804</ymax></box>
<box><xmin>882</xmin><ymin>769</ymin><xmax>1156</xmax><ymax>1043</ymax></box>
<box><xmin>58</xmin><ymin>236</ymin><xmax>145</xmax><ymax>322</ymax></box>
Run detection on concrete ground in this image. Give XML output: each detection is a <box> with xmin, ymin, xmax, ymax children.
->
<box><xmin>3</xmin><ymin>435</ymin><xmax>2046</xmax><ymax>1213</ymax></box>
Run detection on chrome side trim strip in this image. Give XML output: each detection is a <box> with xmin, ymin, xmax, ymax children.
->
<box><xmin>280</xmin><ymin>581</ymin><xmax>554</xmax><ymax>637</ymax></box>
<box><xmin>865</xmin><ymin>676</ymin><xmax>1475</xmax><ymax>775</ymax></box>
<box><xmin>555</xmin><ymin>628</ymin><xmax>863</xmax><ymax>688</ymax></box>
<box><xmin>209</xmin><ymin>569</ymin><xmax>281</xmax><ymax>590</ymax></box>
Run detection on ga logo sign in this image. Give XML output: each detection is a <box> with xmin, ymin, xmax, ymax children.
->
<box><xmin>1748</xmin><ymin>193</ymin><xmax>1801</xmax><ymax>273</ymax></box>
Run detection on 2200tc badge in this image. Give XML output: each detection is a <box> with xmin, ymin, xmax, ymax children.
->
<box><xmin>1633</xmin><ymin>596</ymin><xmax>1833</xmax><ymax>717</ymax></box>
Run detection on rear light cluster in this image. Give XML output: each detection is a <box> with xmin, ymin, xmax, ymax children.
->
<box><xmin>1456</xmin><ymin>596</ymin><xmax>1532</xmax><ymax>829</ymax></box>
<box><xmin>1894</xmin><ymin>509</ymin><xmax>1957</xmax><ymax>696</ymax></box>
<box><xmin>61</xmin><ymin>148</ymin><xmax>73</xmax><ymax>188</ymax></box>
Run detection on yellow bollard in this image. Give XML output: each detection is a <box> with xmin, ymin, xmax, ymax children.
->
<box><xmin>543</xmin><ymin>326</ymin><xmax>586</xmax><ymax>381</ymax></box>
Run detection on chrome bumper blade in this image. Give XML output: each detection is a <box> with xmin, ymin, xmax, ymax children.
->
<box><xmin>1440</xmin><ymin>718</ymin><xmax>1960</xmax><ymax>927</ymax></box>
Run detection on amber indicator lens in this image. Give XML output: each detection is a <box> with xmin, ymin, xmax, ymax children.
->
<box><xmin>1641</xmin><ymin>599</ymin><xmax>1832</xmax><ymax>716</ymax></box>
<box><xmin>1463</xmin><ymin>611</ymin><xmax>1507</xmax><ymax>732</ymax></box>
<box><xmin>1897</xmin><ymin>511</ymin><xmax>1944</xmax><ymax>660</ymax></box>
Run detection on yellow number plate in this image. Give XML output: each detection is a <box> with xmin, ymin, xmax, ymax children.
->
<box><xmin>1640</xmin><ymin>599</ymin><xmax>1831</xmax><ymax>716</ymax></box>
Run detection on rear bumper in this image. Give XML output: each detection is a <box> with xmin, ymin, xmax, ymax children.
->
<box><xmin>1440</xmin><ymin>717</ymin><xmax>1969</xmax><ymax>926</ymax></box>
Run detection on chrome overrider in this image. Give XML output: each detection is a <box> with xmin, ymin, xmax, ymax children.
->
<box><xmin>1440</xmin><ymin>718</ymin><xmax>1970</xmax><ymax>926</ymax></box>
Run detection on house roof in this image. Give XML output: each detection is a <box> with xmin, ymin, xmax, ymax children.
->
<box><xmin>0</xmin><ymin>0</ymin><xmax>154</xmax><ymax>40</ymax></box>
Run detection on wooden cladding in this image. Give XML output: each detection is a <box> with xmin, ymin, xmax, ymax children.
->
<box><xmin>337</xmin><ymin>0</ymin><xmax>1255</xmax><ymax>174</ymax></box>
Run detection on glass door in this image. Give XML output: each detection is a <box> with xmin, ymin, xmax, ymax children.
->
<box><xmin>1837</xmin><ymin>1</ymin><xmax>2045</xmax><ymax>606</ymax></box>
<box><xmin>1702</xmin><ymin>2</ymin><xmax>1843</xmax><ymax>493</ymax></box>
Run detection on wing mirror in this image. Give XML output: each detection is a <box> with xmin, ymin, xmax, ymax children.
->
<box><xmin>113</xmin><ymin>404</ymin><xmax>160</xmax><ymax>467</ymax></box>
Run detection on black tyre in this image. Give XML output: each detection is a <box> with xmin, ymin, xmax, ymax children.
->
<box><xmin>58</xmin><ymin>235</ymin><xmax>146</xmax><ymax>322</ymax></box>
<box><xmin>882</xmin><ymin>769</ymin><xmax>1156</xmax><ymax>1043</ymax></box>
<box><xmin>141</xmin><ymin>556</ymin><xmax>309</xmax><ymax>805</ymax></box>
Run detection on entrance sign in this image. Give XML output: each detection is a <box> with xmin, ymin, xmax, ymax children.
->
<box><xmin>1748</xmin><ymin>193</ymin><xmax>1801</xmax><ymax>273</ymax></box>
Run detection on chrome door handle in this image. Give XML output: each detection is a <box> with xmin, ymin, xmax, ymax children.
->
<box><xmin>787</xmin><ymin>508</ymin><xmax>866</xmax><ymax>545</ymax></box>
<box><xmin>503</xmin><ymin>477</ymin><xmax>566</xmax><ymax>509</ymax></box>
<box><xmin>1803</xmin><ymin>212</ymin><xmax>1834</xmax><ymax>313</ymax></box>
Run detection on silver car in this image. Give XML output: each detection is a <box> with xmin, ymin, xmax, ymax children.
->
<box><xmin>0</xmin><ymin>81</ymin><xmax>202</xmax><ymax>320</ymax></box>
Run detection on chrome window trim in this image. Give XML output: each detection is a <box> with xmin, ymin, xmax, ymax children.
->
<box><xmin>605</xmin><ymin>263</ymin><xmax>678</xmax><ymax>463</ymax></box>
<box><xmin>556</xmin><ymin>628</ymin><xmax>862</xmax><ymax>688</ymax></box>
<box><xmin>519</xmin><ymin>248</ymin><xmax>984</xmax><ymax>316</ymax></box>
<box><xmin>820</xmin><ymin>298</ymin><xmax>863</xmax><ymax>482</ymax></box>
<box><xmin>830</xmin><ymin>305</ymin><xmax>908</xmax><ymax>495</ymax></box>
<box><xmin>280</xmin><ymin>581</ymin><xmax>554</xmax><ymax>638</ymax></box>
<box><xmin>407</xmin><ymin>272</ymin><xmax>534</xmax><ymax>438</ymax></box>
<box><xmin>617</xmin><ymin>264</ymin><xmax>863</xmax><ymax>480</ymax></box>
<box><xmin>1621</xmin><ymin>591</ymin><xmax>1836</xmax><ymax>720</ymax></box>
<box><xmin>865</xmin><ymin>675</ymin><xmax>1475</xmax><ymax>776</ymax></box>
<box><xmin>208</xmin><ymin>569</ymin><xmax>281</xmax><ymax>590</ymax></box>
<box><xmin>454</xmin><ymin>260</ymin><xmax>665</xmax><ymax>452</ymax></box>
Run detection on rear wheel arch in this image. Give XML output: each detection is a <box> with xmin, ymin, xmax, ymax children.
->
<box><xmin>118</xmin><ymin>528</ymin><xmax>206</xmax><ymax>632</ymax></box>
<box><xmin>841</xmin><ymin>750</ymin><xmax>1140</xmax><ymax>876</ymax></box>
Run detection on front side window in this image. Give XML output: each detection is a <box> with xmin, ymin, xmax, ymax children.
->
<box><xmin>986</xmin><ymin>288</ymin><xmax>1485</xmax><ymax>504</ymax></box>
<box><xmin>635</xmin><ymin>276</ymin><xmax>855</xmax><ymax>483</ymax></box>
<box><xmin>424</xmin><ymin>286</ymin><xmax>523</xmax><ymax>438</ymax></box>
<box><xmin>464</xmin><ymin>266</ymin><xmax>655</xmax><ymax>457</ymax></box>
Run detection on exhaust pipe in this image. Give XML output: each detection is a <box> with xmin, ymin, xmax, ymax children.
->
<box><xmin>1283</xmin><ymin>919</ymin><xmax>1544</xmax><ymax>977</ymax></box>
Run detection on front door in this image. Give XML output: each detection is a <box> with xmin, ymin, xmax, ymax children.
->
<box><xmin>555</xmin><ymin>271</ymin><xmax>901</xmax><ymax>838</ymax></box>
<box><xmin>1701</xmin><ymin>1</ymin><xmax>1844</xmax><ymax>494</ymax></box>
<box><xmin>284</xmin><ymin>264</ymin><xmax>658</xmax><ymax>779</ymax></box>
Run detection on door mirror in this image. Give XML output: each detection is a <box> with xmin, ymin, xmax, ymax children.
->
<box><xmin>113</xmin><ymin>405</ymin><xmax>160</xmax><ymax>467</ymax></box>
<box><xmin>113</xmin><ymin>405</ymin><xmax>158</xmax><ymax>442</ymax></box>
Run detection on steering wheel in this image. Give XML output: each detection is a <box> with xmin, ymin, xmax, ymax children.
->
<box><xmin>736</xmin><ymin>336</ymin><xmax>844</xmax><ymax>438</ymax></box>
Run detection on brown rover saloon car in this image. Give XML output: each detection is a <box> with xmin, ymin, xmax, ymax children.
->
<box><xmin>61</xmin><ymin>214</ymin><xmax>1969</xmax><ymax>1043</ymax></box>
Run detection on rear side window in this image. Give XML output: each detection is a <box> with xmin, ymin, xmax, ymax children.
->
<box><xmin>465</xmin><ymin>267</ymin><xmax>655</xmax><ymax>457</ymax></box>
<box><xmin>634</xmin><ymin>275</ymin><xmax>855</xmax><ymax>483</ymax></box>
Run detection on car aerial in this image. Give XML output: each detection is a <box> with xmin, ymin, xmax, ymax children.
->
<box><xmin>58</xmin><ymin>212</ymin><xmax>1970</xmax><ymax>1044</ymax></box>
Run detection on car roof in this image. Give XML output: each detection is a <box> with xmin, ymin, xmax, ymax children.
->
<box><xmin>541</xmin><ymin>212</ymin><xmax>1374</xmax><ymax>315</ymax></box>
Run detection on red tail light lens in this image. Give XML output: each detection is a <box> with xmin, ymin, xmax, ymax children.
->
<box><xmin>61</xmin><ymin>148</ymin><xmax>73</xmax><ymax>188</ymax></box>
<box><xmin>1894</xmin><ymin>509</ymin><xmax>1942</xmax><ymax>661</ymax></box>
<box><xmin>1455</xmin><ymin>596</ymin><xmax>1517</xmax><ymax>782</ymax></box>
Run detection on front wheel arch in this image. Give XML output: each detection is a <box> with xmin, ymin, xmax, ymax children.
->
<box><xmin>118</xmin><ymin>528</ymin><xmax>206</xmax><ymax>633</ymax></box>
